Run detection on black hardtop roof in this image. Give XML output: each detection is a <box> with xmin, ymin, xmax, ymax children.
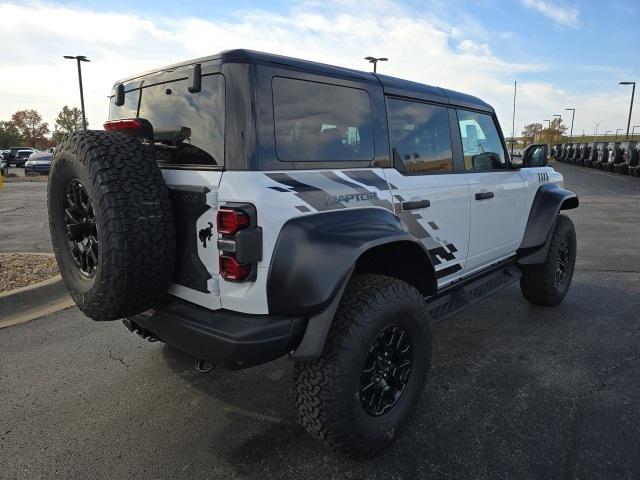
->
<box><xmin>115</xmin><ymin>49</ymin><xmax>493</xmax><ymax>113</ymax></box>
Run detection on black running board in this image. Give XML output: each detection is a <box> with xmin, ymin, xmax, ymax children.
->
<box><xmin>427</xmin><ymin>263</ymin><xmax>521</xmax><ymax>324</ymax></box>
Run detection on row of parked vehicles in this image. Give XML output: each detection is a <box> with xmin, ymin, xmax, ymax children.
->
<box><xmin>0</xmin><ymin>147</ymin><xmax>54</xmax><ymax>174</ymax></box>
<box><xmin>553</xmin><ymin>141</ymin><xmax>640</xmax><ymax>176</ymax></box>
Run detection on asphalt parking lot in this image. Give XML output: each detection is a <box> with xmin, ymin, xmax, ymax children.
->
<box><xmin>0</xmin><ymin>167</ymin><xmax>51</xmax><ymax>254</ymax></box>
<box><xmin>1</xmin><ymin>162</ymin><xmax>639</xmax><ymax>479</ymax></box>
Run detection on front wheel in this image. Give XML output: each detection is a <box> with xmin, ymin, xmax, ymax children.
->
<box><xmin>294</xmin><ymin>274</ymin><xmax>432</xmax><ymax>458</ymax></box>
<box><xmin>520</xmin><ymin>214</ymin><xmax>577</xmax><ymax>306</ymax></box>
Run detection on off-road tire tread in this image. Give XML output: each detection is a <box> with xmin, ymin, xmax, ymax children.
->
<box><xmin>49</xmin><ymin>130</ymin><xmax>175</xmax><ymax>320</ymax></box>
<box><xmin>520</xmin><ymin>214</ymin><xmax>576</xmax><ymax>306</ymax></box>
<box><xmin>294</xmin><ymin>274</ymin><xmax>431</xmax><ymax>457</ymax></box>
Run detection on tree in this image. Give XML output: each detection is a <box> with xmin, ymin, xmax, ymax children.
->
<box><xmin>542</xmin><ymin>117</ymin><xmax>568</xmax><ymax>144</ymax></box>
<box><xmin>521</xmin><ymin>123</ymin><xmax>543</xmax><ymax>145</ymax></box>
<box><xmin>0</xmin><ymin>121</ymin><xmax>22</xmax><ymax>149</ymax></box>
<box><xmin>11</xmin><ymin>109</ymin><xmax>50</xmax><ymax>148</ymax></box>
<box><xmin>53</xmin><ymin>106</ymin><xmax>87</xmax><ymax>142</ymax></box>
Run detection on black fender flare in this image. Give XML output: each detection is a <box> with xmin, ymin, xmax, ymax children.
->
<box><xmin>517</xmin><ymin>183</ymin><xmax>579</xmax><ymax>265</ymax></box>
<box><xmin>267</xmin><ymin>207</ymin><xmax>435</xmax><ymax>316</ymax></box>
<box><xmin>266</xmin><ymin>207</ymin><xmax>436</xmax><ymax>361</ymax></box>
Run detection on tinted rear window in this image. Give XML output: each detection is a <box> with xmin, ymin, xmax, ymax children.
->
<box><xmin>387</xmin><ymin>98</ymin><xmax>453</xmax><ymax>173</ymax></box>
<box><xmin>272</xmin><ymin>77</ymin><xmax>374</xmax><ymax>162</ymax></box>
<box><xmin>109</xmin><ymin>74</ymin><xmax>225</xmax><ymax>166</ymax></box>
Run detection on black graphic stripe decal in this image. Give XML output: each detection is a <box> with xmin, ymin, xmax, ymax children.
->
<box><xmin>428</xmin><ymin>244</ymin><xmax>457</xmax><ymax>264</ymax></box>
<box><xmin>398</xmin><ymin>211</ymin><xmax>431</xmax><ymax>240</ymax></box>
<box><xmin>266</xmin><ymin>173</ymin><xmax>339</xmax><ymax>211</ymax></box>
<box><xmin>269</xmin><ymin>186</ymin><xmax>290</xmax><ymax>193</ymax></box>
<box><xmin>435</xmin><ymin>263</ymin><xmax>462</xmax><ymax>279</ymax></box>
<box><xmin>321</xmin><ymin>172</ymin><xmax>394</xmax><ymax>210</ymax></box>
<box><xmin>343</xmin><ymin>170</ymin><xmax>397</xmax><ymax>190</ymax></box>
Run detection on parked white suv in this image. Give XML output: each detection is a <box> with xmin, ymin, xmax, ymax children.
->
<box><xmin>48</xmin><ymin>50</ymin><xmax>578</xmax><ymax>457</ymax></box>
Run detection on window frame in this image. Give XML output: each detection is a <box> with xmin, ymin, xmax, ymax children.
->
<box><xmin>454</xmin><ymin>108</ymin><xmax>512</xmax><ymax>172</ymax></box>
<box><xmin>385</xmin><ymin>95</ymin><xmax>465</xmax><ymax>175</ymax></box>
<box><xmin>271</xmin><ymin>75</ymin><xmax>376</xmax><ymax>163</ymax></box>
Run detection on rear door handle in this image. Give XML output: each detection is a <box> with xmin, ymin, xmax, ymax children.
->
<box><xmin>402</xmin><ymin>199</ymin><xmax>430</xmax><ymax>211</ymax></box>
<box><xmin>476</xmin><ymin>192</ymin><xmax>494</xmax><ymax>200</ymax></box>
<box><xmin>475</xmin><ymin>192</ymin><xmax>495</xmax><ymax>201</ymax></box>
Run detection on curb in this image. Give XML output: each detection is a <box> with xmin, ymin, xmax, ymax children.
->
<box><xmin>0</xmin><ymin>270</ymin><xmax>75</xmax><ymax>330</ymax></box>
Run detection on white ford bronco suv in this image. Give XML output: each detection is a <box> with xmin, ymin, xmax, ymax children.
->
<box><xmin>48</xmin><ymin>50</ymin><xmax>578</xmax><ymax>457</ymax></box>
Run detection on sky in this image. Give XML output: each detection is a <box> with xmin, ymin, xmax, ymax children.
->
<box><xmin>0</xmin><ymin>0</ymin><xmax>638</xmax><ymax>139</ymax></box>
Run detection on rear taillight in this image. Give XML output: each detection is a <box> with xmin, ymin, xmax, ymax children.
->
<box><xmin>103</xmin><ymin>118</ymin><xmax>153</xmax><ymax>139</ymax></box>
<box><xmin>219</xmin><ymin>256</ymin><xmax>251</xmax><ymax>282</ymax></box>
<box><xmin>216</xmin><ymin>204</ymin><xmax>262</xmax><ymax>283</ymax></box>
<box><xmin>217</xmin><ymin>209</ymin><xmax>250</xmax><ymax>236</ymax></box>
<box><xmin>104</xmin><ymin>118</ymin><xmax>144</xmax><ymax>131</ymax></box>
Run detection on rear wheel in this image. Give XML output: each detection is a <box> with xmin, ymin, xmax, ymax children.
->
<box><xmin>48</xmin><ymin>131</ymin><xmax>175</xmax><ymax>320</ymax></box>
<box><xmin>520</xmin><ymin>214</ymin><xmax>576</xmax><ymax>306</ymax></box>
<box><xmin>294</xmin><ymin>274</ymin><xmax>432</xmax><ymax>457</ymax></box>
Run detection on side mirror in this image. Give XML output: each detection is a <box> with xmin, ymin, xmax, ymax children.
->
<box><xmin>521</xmin><ymin>143</ymin><xmax>549</xmax><ymax>167</ymax></box>
<box><xmin>510</xmin><ymin>154</ymin><xmax>523</xmax><ymax>169</ymax></box>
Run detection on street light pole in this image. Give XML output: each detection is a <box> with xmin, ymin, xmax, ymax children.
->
<box><xmin>553</xmin><ymin>114</ymin><xmax>561</xmax><ymax>144</ymax></box>
<box><xmin>619</xmin><ymin>81</ymin><xmax>636</xmax><ymax>140</ymax></box>
<box><xmin>63</xmin><ymin>55</ymin><xmax>91</xmax><ymax>130</ymax></box>
<box><xmin>615</xmin><ymin>128</ymin><xmax>622</xmax><ymax>141</ymax></box>
<box><xmin>511</xmin><ymin>81</ymin><xmax>517</xmax><ymax>157</ymax></box>
<box><xmin>592</xmin><ymin>120</ymin><xmax>604</xmax><ymax>142</ymax></box>
<box><xmin>544</xmin><ymin>119</ymin><xmax>551</xmax><ymax>144</ymax></box>
<box><xmin>364</xmin><ymin>56</ymin><xmax>388</xmax><ymax>73</ymax></box>
<box><xmin>633</xmin><ymin>125</ymin><xmax>640</xmax><ymax>138</ymax></box>
<box><xmin>565</xmin><ymin>108</ymin><xmax>575</xmax><ymax>143</ymax></box>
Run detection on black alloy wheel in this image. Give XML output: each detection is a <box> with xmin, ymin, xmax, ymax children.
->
<box><xmin>520</xmin><ymin>214</ymin><xmax>576</xmax><ymax>306</ymax></box>
<box><xmin>64</xmin><ymin>179</ymin><xmax>98</xmax><ymax>277</ymax></box>
<box><xmin>360</xmin><ymin>325</ymin><xmax>413</xmax><ymax>416</ymax></box>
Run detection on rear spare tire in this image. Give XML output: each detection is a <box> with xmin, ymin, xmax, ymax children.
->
<box><xmin>48</xmin><ymin>131</ymin><xmax>175</xmax><ymax>320</ymax></box>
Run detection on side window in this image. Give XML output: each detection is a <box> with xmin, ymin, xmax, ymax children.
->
<box><xmin>456</xmin><ymin>110</ymin><xmax>507</xmax><ymax>171</ymax></box>
<box><xmin>272</xmin><ymin>77</ymin><xmax>374</xmax><ymax>162</ymax></box>
<box><xmin>387</xmin><ymin>98</ymin><xmax>453</xmax><ymax>173</ymax></box>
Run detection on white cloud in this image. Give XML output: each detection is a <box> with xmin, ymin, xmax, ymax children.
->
<box><xmin>0</xmin><ymin>1</ymin><xmax>630</xmax><ymax>141</ymax></box>
<box><xmin>522</xmin><ymin>0</ymin><xmax>580</xmax><ymax>27</ymax></box>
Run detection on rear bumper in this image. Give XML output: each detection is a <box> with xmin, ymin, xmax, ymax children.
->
<box><xmin>24</xmin><ymin>164</ymin><xmax>50</xmax><ymax>174</ymax></box>
<box><xmin>127</xmin><ymin>297</ymin><xmax>307</xmax><ymax>370</ymax></box>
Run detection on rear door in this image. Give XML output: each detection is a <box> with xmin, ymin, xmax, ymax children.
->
<box><xmin>455</xmin><ymin>109</ymin><xmax>526</xmax><ymax>272</ymax></box>
<box><xmin>109</xmin><ymin>70</ymin><xmax>226</xmax><ymax>310</ymax></box>
<box><xmin>384</xmin><ymin>97</ymin><xmax>471</xmax><ymax>285</ymax></box>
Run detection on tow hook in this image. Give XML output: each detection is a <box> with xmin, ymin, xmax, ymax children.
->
<box><xmin>122</xmin><ymin>319</ymin><xmax>159</xmax><ymax>342</ymax></box>
<box><xmin>196</xmin><ymin>359</ymin><xmax>216</xmax><ymax>373</ymax></box>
